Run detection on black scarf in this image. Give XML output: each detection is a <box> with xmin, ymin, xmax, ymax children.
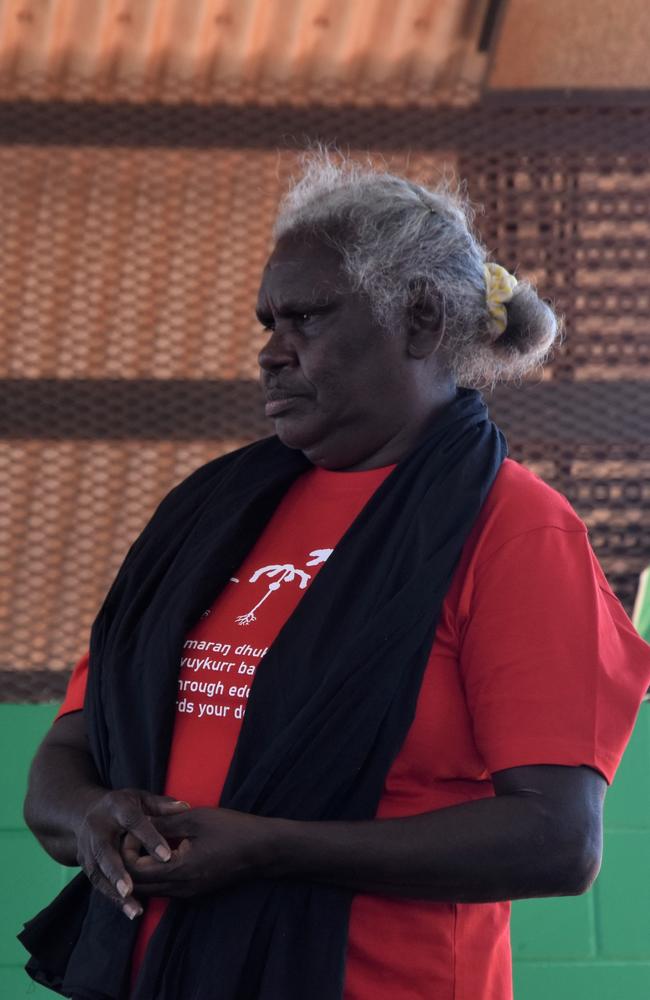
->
<box><xmin>20</xmin><ymin>388</ymin><xmax>506</xmax><ymax>1000</ymax></box>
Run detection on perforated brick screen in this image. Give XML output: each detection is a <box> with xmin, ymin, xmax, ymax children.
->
<box><xmin>1</xmin><ymin>101</ymin><xmax>649</xmax><ymax>700</ymax></box>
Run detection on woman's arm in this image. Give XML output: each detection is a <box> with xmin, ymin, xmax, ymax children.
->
<box><xmin>125</xmin><ymin>763</ymin><xmax>605</xmax><ymax>902</ymax></box>
<box><xmin>24</xmin><ymin>712</ymin><xmax>188</xmax><ymax>917</ymax></box>
<box><xmin>269</xmin><ymin>764</ymin><xmax>605</xmax><ymax>900</ymax></box>
<box><xmin>24</xmin><ymin>712</ymin><xmax>105</xmax><ymax>865</ymax></box>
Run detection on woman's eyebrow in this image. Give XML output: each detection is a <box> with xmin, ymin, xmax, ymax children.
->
<box><xmin>255</xmin><ymin>298</ymin><xmax>334</xmax><ymax>321</ymax></box>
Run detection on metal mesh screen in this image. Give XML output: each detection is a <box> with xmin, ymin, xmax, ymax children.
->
<box><xmin>1</xmin><ymin>101</ymin><xmax>649</xmax><ymax>700</ymax></box>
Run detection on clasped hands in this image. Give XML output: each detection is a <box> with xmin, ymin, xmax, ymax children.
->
<box><xmin>76</xmin><ymin>789</ymin><xmax>273</xmax><ymax>920</ymax></box>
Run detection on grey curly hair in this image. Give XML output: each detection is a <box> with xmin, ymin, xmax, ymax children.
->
<box><xmin>273</xmin><ymin>152</ymin><xmax>560</xmax><ymax>388</ymax></box>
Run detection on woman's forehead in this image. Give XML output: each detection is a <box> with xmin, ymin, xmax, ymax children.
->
<box><xmin>269</xmin><ymin>230</ymin><xmax>342</xmax><ymax>270</ymax></box>
<box><xmin>258</xmin><ymin>235</ymin><xmax>348</xmax><ymax>302</ymax></box>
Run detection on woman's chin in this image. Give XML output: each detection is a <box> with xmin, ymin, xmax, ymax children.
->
<box><xmin>271</xmin><ymin>414</ymin><xmax>321</xmax><ymax>452</ymax></box>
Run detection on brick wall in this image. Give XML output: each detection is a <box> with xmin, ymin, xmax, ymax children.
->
<box><xmin>2</xmin><ymin>703</ymin><xmax>649</xmax><ymax>998</ymax></box>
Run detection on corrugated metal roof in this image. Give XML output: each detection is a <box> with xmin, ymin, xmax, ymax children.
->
<box><xmin>0</xmin><ymin>0</ymin><xmax>491</xmax><ymax>105</ymax></box>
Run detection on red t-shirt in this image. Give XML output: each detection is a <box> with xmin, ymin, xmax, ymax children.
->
<box><xmin>58</xmin><ymin>458</ymin><xmax>650</xmax><ymax>1000</ymax></box>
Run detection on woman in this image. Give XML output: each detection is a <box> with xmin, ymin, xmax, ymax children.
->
<box><xmin>22</xmin><ymin>153</ymin><xmax>650</xmax><ymax>1000</ymax></box>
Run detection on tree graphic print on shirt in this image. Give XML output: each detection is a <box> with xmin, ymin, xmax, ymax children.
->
<box><xmin>235</xmin><ymin>548</ymin><xmax>333</xmax><ymax>626</ymax></box>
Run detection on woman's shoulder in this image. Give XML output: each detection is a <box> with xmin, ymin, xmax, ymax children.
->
<box><xmin>471</xmin><ymin>458</ymin><xmax>587</xmax><ymax>559</ymax></box>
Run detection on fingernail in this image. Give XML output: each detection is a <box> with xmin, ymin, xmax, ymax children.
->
<box><xmin>155</xmin><ymin>845</ymin><xmax>172</xmax><ymax>862</ymax></box>
<box><xmin>117</xmin><ymin>879</ymin><xmax>130</xmax><ymax>899</ymax></box>
<box><xmin>174</xmin><ymin>800</ymin><xmax>191</xmax><ymax>809</ymax></box>
<box><xmin>123</xmin><ymin>902</ymin><xmax>142</xmax><ymax>920</ymax></box>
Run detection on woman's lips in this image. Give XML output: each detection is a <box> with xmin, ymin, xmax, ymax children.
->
<box><xmin>264</xmin><ymin>396</ymin><xmax>305</xmax><ymax>417</ymax></box>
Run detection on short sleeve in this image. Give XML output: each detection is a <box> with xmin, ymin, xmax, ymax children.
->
<box><xmin>459</xmin><ymin>525</ymin><xmax>650</xmax><ymax>783</ymax></box>
<box><xmin>55</xmin><ymin>650</ymin><xmax>89</xmax><ymax>720</ymax></box>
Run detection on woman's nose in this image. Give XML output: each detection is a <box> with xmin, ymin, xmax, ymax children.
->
<box><xmin>258</xmin><ymin>329</ymin><xmax>298</xmax><ymax>372</ymax></box>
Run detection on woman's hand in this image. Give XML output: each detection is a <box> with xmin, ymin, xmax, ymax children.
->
<box><xmin>23</xmin><ymin>712</ymin><xmax>192</xmax><ymax>918</ymax></box>
<box><xmin>123</xmin><ymin>807</ymin><xmax>276</xmax><ymax>898</ymax></box>
<box><xmin>76</xmin><ymin>789</ymin><xmax>190</xmax><ymax>917</ymax></box>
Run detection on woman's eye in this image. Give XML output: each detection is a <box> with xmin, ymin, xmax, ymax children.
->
<box><xmin>257</xmin><ymin>312</ymin><xmax>317</xmax><ymax>332</ymax></box>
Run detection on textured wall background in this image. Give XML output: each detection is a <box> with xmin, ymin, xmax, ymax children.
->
<box><xmin>2</xmin><ymin>101</ymin><xmax>650</xmax><ymax>697</ymax></box>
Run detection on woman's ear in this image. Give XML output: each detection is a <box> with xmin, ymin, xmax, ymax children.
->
<box><xmin>406</xmin><ymin>283</ymin><xmax>446</xmax><ymax>359</ymax></box>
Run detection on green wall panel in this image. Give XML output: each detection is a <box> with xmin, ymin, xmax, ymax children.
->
<box><xmin>603</xmin><ymin>706</ymin><xmax>650</xmax><ymax>829</ymax></box>
<box><xmin>0</xmin><ymin>831</ymin><xmax>68</xmax><ymax>965</ymax></box>
<box><xmin>511</xmin><ymin>893</ymin><xmax>596</xmax><ymax>960</ymax></box>
<box><xmin>594</xmin><ymin>830</ymin><xmax>650</xmax><ymax>959</ymax></box>
<box><xmin>0</xmin><ymin>704</ymin><xmax>58</xmax><ymax>830</ymax></box>
<box><xmin>513</xmin><ymin>962</ymin><xmax>650</xmax><ymax>1000</ymax></box>
<box><xmin>0</xmin><ymin>704</ymin><xmax>71</xmax><ymax>995</ymax></box>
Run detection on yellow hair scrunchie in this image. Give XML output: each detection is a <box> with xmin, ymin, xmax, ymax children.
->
<box><xmin>484</xmin><ymin>262</ymin><xmax>518</xmax><ymax>336</ymax></box>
